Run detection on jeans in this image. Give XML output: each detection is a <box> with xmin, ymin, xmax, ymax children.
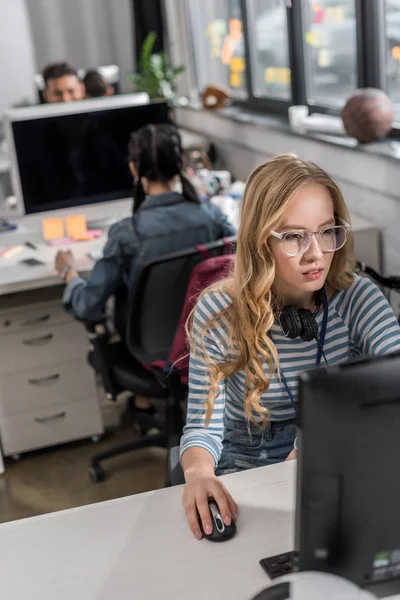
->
<box><xmin>215</xmin><ymin>414</ymin><xmax>296</xmax><ymax>476</ymax></box>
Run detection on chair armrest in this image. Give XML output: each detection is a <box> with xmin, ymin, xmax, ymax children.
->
<box><xmin>167</xmin><ymin>445</ymin><xmax>185</xmax><ymax>486</ymax></box>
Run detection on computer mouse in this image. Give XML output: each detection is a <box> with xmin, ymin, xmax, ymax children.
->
<box><xmin>251</xmin><ymin>572</ymin><xmax>377</xmax><ymax>600</ymax></box>
<box><xmin>198</xmin><ymin>500</ymin><xmax>237</xmax><ymax>542</ymax></box>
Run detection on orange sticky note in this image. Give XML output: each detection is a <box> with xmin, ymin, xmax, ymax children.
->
<box><xmin>42</xmin><ymin>218</ymin><xmax>64</xmax><ymax>241</ymax></box>
<box><xmin>65</xmin><ymin>215</ymin><xmax>87</xmax><ymax>240</ymax></box>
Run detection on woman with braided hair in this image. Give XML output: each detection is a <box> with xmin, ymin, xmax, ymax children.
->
<box><xmin>56</xmin><ymin>123</ymin><xmax>235</xmax><ymax>322</ymax></box>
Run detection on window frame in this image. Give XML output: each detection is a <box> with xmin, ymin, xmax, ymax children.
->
<box><xmin>182</xmin><ymin>0</ymin><xmax>400</xmax><ymax>132</ymax></box>
<box><xmin>238</xmin><ymin>0</ymin><xmax>293</xmax><ymax>115</ymax></box>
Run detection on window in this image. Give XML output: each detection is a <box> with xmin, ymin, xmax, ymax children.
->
<box><xmin>187</xmin><ymin>0</ymin><xmax>247</xmax><ymax>99</ymax></box>
<box><xmin>178</xmin><ymin>0</ymin><xmax>400</xmax><ymax>132</ymax></box>
<box><xmin>246</xmin><ymin>0</ymin><xmax>291</xmax><ymax>101</ymax></box>
<box><xmin>302</xmin><ymin>0</ymin><xmax>357</xmax><ymax>108</ymax></box>
<box><xmin>384</xmin><ymin>0</ymin><xmax>400</xmax><ymax>115</ymax></box>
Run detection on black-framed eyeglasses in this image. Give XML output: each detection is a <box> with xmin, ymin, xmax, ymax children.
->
<box><xmin>270</xmin><ymin>219</ymin><xmax>351</xmax><ymax>257</ymax></box>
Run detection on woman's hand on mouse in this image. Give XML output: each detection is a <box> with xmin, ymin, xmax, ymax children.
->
<box><xmin>182</xmin><ymin>468</ymin><xmax>238</xmax><ymax>540</ymax></box>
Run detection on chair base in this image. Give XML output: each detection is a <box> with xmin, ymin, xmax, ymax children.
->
<box><xmin>89</xmin><ymin>432</ymin><xmax>167</xmax><ymax>483</ymax></box>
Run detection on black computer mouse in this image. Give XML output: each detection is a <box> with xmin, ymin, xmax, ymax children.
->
<box><xmin>199</xmin><ymin>500</ymin><xmax>237</xmax><ymax>542</ymax></box>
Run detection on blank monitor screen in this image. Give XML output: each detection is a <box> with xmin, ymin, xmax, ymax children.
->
<box><xmin>12</xmin><ymin>101</ymin><xmax>170</xmax><ymax>214</ymax></box>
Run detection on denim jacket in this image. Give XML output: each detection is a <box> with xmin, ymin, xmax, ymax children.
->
<box><xmin>63</xmin><ymin>192</ymin><xmax>236</xmax><ymax>322</ymax></box>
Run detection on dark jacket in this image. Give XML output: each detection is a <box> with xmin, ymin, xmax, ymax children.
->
<box><xmin>63</xmin><ymin>191</ymin><xmax>236</xmax><ymax>322</ymax></box>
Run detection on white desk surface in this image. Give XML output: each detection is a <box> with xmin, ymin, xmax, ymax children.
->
<box><xmin>0</xmin><ymin>198</ymin><xmax>132</xmax><ymax>296</ymax></box>
<box><xmin>0</xmin><ymin>238</ymin><xmax>103</xmax><ymax>296</ymax></box>
<box><xmin>0</xmin><ymin>462</ymin><xmax>294</xmax><ymax>600</ymax></box>
<box><xmin>0</xmin><ymin>461</ymin><xmax>398</xmax><ymax>600</ymax></box>
<box><xmin>0</xmin><ymin>210</ymin><xmax>381</xmax><ymax>298</ymax></box>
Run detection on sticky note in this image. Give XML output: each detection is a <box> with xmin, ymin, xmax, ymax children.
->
<box><xmin>230</xmin><ymin>56</ymin><xmax>245</xmax><ymax>73</ymax></box>
<box><xmin>42</xmin><ymin>218</ymin><xmax>64</xmax><ymax>241</ymax></box>
<box><xmin>65</xmin><ymin>215</ymin><xmax>87</xmax><ymax>240</ymax></box>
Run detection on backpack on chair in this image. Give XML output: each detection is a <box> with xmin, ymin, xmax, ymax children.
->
<box><xmin>168</xmin><ymin>250</ymin><xmax>235</xmax><ymax>384</ymax></box>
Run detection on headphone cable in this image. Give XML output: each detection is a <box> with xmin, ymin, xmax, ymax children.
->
<box><xmin>315</xmin><ymin>335</ymin><xmax>329</xmax><ymax>366</ymax></box>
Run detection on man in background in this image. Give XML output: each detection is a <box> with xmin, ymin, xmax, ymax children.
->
<box><xmin>83</xmin><ymin>69</ymin><xmax>114</xmax><ymax>98</ymax></box>
<box><xmin>42</xmin><ymin>62</ymin><xmax>85</xmax><ymax>103</ymax></box>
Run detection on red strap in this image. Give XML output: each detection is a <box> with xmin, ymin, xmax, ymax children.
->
<box><xmin>195</xmin><ymin>244</ymin><xmax>211</xmax><ymax>260</ymax></box>
<box><xmin>222</xmin><ymin>237</ymin><xmax>235</xmax><ymax>254</ymax></box>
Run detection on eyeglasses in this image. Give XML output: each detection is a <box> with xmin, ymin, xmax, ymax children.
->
<box><xmin>270</xmin><ymin>219</ymin><xmax>351</xmax><ymax>257</ymax></box>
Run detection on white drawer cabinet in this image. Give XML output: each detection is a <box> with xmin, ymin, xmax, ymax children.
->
<box><xmin>0</xmin><ymin>397</ymin><xmax>103</xmax><ymax>456</ymax></box>
<box><xmin>0</xmin><ymin>286</ymin><xmax>104</xmax><ymax>458</ymax></box>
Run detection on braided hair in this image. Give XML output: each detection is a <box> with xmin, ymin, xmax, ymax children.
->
<box><xmin>128</xmin><ymin>124</ymin><xmax>199</xmax><ymax>213</ymax></box>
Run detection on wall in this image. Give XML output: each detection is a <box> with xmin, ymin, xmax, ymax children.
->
<box><xmin>25</xmin><ymin>0</ymin><xmax>135</xmax><ymax>92</ymax></box>
<box><xmin>176</xmin><ymin>107</ymin><xmax>400</xmax><ymax>276</ymax></box>
<box><xmin>0</xmin><ymin>0</ymin><xmax>37</xmax><ymax>113</ymax></box>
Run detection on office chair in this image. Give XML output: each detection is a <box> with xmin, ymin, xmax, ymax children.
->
<box><xmin>85</xmin><ymin>236</ymin><xmax>236</xmax><ymax>483</ymax></box>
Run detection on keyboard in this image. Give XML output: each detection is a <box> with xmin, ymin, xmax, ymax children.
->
<box><xmin>259</xmin><ymin>551</ymin><xmax>298</xmax><ymax>579</ymax></box>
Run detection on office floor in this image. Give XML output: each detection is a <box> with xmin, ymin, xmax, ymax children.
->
<box><xmin>0</xmin><ymin>393</ymin><xmax>167</xmax><ymax>524</ymax></box>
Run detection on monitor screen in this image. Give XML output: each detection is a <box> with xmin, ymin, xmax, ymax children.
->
<box><xmin>11</xmin><ymin>101</ymin><xmax>170</xmax><ymax>214</ymax></box>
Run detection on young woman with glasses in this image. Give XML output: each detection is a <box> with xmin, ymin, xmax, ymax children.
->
<box><xmin>179</xmin><ymin>154</ymin><xmax>400</xmax><ymax>540</ymax></box>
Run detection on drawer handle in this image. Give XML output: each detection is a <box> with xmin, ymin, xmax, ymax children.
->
<box><xmin>21</xmin><ymin>314</ymin><xmax>50</xmax><ymax>326</ymax></box>
<box><xmin>28</xmin><ymin>373</ymin><xmax>60</xmax><ymax>385</ymax></box>
<box><xmin>22</xmin><ymin>333</ymin><xmax>54</xmax><ymax>346</ymax></box>
<box><xmin>34</xmin><ymin>411</ymin><xmax>66</xmax><ymax>423</ymax></box>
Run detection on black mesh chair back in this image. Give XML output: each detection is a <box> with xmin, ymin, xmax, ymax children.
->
<box><xmin>126</xmin><ymin>236</ymin><xmax>236</xmax><ymax>366</ymax></box>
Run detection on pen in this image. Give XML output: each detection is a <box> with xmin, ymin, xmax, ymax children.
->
<box><xmin>25</xmin><ymin>241</ymin><xmax>37</xmax><ymax>250</ymax></box>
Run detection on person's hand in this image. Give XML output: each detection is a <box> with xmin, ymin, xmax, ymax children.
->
<box><xmin>55</xmin><ymin>250</ymin><xmax>74</xmax><ymax>274</ymax></box>
<box><xmin>285</xmin><ymin>449</ymin><xmax>297</xmax><ymax>461</ymax></box>
<box><xmin>182</xmin><ymin>469</ymin><xmax>238</xmax><ymax>540</ymax></box>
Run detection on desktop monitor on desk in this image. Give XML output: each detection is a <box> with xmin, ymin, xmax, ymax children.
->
<box><xmin>3</xmin><ymin>94</ymin><xmax>170</xmax><ymax>217</ymax></box>
<box><xmin>295</xmin><ymin>352</ymin><xmax>400</xmax><ymax>595</ymax></box>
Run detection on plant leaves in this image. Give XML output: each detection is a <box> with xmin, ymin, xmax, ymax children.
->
<box><xmin>140</xmin><ymin>32</ymin><xmax>157</xmax><ymax>73</ymax></box>
<box><xmin>128</xmin><ymin>31</ymin><xmax>186</xmax><ymax>105</ymax></box>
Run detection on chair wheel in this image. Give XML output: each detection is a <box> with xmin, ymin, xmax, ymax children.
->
<box><xmin>91</xmin><ymin>434</ymin><xmax>102</xmax><ymax>444</ymax></box>
<box><xmin>133</xmin><ymin>423</ymin><xmax>146</xmax><ymax>437</ymax></box>
<box><xmin>89</xmin><ymin>465</ymin><xmax>106</xmax><ymax>483</ymax></box>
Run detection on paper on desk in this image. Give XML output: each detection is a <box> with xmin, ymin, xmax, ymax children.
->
<box><xmin>42</xmin><ymin>218</ymin><xmax>64</xmax><ymax>241</ymax></box>
<box><xmin>0</xmin><ymin>245</ymin><xmax>24</xmax><ymax>259</ymax></box>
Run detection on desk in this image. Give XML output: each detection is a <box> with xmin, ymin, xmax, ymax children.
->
<box><xmin>0</xmin><ymin>205</ymin><xmax>129</xmax><ymax>463</ymax></box>
<box><xmin>0</xmin><ymin>461</ymin><xmax>397</xmax><ymax>600</ymax></box>
<box><xmin>0</xmin><ymin>209</ymin><xmax>384</xmax><ymax>297</ymax></box>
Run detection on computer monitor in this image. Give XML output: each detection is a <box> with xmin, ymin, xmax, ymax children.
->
<box><xmin>296</xmin><ymin>352</ymin><xmax>400</xmax><ymax>594</ymax></box>
<box><xmin>3</xmin><ymin>94</ymin><xmax>170</xmax><ymax>216</ymax></box>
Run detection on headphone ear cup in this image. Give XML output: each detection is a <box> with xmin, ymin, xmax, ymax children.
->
<box><xmin>298</xmin><ymin>309</ymin><xmax>318</xmax><ymax>342</ymax></box>
<box><xmin>279</xmin><ymin>306</ymin><xmax>302</xmax><ymax>339</ymax></box>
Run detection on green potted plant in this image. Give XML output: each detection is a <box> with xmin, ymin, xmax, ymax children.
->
<box><xmin>128</xmin><ymin>32</ymin><xmax>185</xmax><ymax>107</ymax></box>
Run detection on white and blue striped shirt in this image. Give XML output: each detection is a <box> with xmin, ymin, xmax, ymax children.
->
<box><xmin>180</xmin><ymin>275</ymin><xmax>400</xmax><ymax>465</ymax></box>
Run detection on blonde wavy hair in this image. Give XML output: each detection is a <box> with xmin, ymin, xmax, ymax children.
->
<box><xmin>190</xmin><ymin>154</ymin><xmax>355</xmax><ymax>427</ymax></box>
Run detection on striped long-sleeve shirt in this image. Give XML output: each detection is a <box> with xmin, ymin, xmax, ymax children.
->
<box><xmin>180</xmin><ymin>275</ymin><xmax>400</xmax><ymax>466</ymax></box>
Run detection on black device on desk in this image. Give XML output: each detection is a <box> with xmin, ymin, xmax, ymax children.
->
<box><xmin>260</xmin><ymin>352</ymin><xmax>400</xmax><ymax>597</ymax></box>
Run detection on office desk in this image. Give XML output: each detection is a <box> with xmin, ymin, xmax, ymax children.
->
<box><xmin>0</xmin><ymin>205</ymin><xmax>127</xmax><ymax>462</ymax></box>
<box><xmin>0</xmin><ymin>210</ymin><xmax>384</xmax><ymax>297</ymax></box>
<box><xmin>0</xmin><ymin>461</ymin><xmax>397</xmax><ymax>600</ymax></box>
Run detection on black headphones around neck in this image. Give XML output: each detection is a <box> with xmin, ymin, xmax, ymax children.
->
<box><xmin>278</xmin><ymin>288</ymin><xmax>325</xmax><ymax>342</ymax></box>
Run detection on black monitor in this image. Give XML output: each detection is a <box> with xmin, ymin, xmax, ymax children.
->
<box><xmin>4</xmin><ymin>95</ymin><xmax>170</xmax><ymax>215</ymax></box>
<box><xmin>296</xmin><ymin>352</ymin><xmax>400</xmax><ymax>595</ymax></box>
